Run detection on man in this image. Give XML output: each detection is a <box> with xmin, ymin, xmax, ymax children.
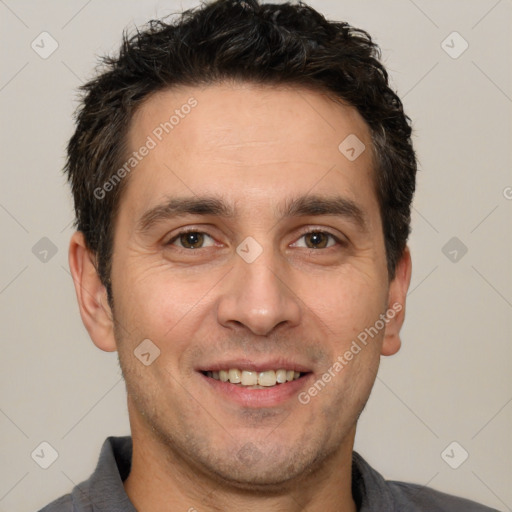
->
<box><xmin>40</xmin><ymin>0</ymin><xmax>497</xmax><ymax>510</ymax></box>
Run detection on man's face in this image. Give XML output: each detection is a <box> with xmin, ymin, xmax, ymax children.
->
<box><xmin>108</xmin><ymin>82</ymin><xmax>401</xmax><ymax>486</ymax></box>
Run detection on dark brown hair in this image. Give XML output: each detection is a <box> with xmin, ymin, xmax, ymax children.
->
<box><xmin>65</xmin><ymin>0</ymin><xmax>416</xmax><ymax>303</ymax></box>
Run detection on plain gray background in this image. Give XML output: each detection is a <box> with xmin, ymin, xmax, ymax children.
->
<box><xmin>0</xmin><ymin>1</ymin><xmax>511</xmax><ymax>511</ymax></box>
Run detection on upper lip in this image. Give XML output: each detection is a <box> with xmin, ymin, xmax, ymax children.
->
<box><xmin>196</xmin><ymin>358</ymin><xmax>313</xmax><ymax>373</ymax></box>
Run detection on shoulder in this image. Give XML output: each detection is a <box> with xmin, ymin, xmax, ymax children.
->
<box><xmin>387</xmin><ymin>480</ymin><xmax>500</xmax><ymax>511</ymax></box>
<box><xmin>352</xmin><ymin>451</ymin><xmax>499</xmax><ymax>512</ymax></box>
<box><xmin>35</xmin><ymin>436</ymin><xmax>130</xmax><ymax>512</ymax></box>
<box><xmin>36</xmin><ymin>481</ymin><xmax>94</xmax><ymax>512</ymax></box>
<box><xmin>37</xmin><ymin>493</ymin><xmax>73</xmax><ymax>512</ymax></box>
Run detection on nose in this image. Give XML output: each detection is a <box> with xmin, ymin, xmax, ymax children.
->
<box><xmin>216</xmin><ymin>250</ymin><xmax>301</xmax><ymax>336</ymax></box>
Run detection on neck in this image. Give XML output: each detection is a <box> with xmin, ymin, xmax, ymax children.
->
<box><xmin>124</xmin><ymin>403</ymin><xmax>357</xmax><ymax>512</ymax></box>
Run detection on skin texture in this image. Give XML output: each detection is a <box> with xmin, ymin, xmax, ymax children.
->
<box><xmin>69</xmin><ymin>82</ymin><xmax>412</xmax><ymax>512</ymax></box>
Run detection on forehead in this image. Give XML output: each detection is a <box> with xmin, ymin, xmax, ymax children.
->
<box><xmin>122</xmin><ymin>82</ymin><xmax>378</xmax><ymax>223</ymax></box>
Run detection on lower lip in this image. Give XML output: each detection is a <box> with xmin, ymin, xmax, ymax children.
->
<box><xmin>200</xmin><ymin>373</ymin><xmax>313</xmax><ymax>408</ymax></box>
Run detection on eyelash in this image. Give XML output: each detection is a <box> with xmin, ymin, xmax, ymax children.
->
<box><xmin>166</xmin><ymin>227</ymin><xmax>345</xmax><ymax>250</ymax></box>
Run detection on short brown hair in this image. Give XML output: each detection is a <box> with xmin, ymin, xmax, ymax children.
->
<box><xmin>65</xmin><ymin>0</ymin><xmax>417</xmax><ymax>303</ymax></box>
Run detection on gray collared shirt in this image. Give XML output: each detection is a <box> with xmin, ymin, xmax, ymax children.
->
<box><xmin>38</xmin><ymin>436</ymin><xmax>499</xmax><ymax>511</ymax></box>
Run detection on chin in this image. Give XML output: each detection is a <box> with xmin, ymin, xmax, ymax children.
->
<box><xmin>186</xmin><ymin>438</ymin><xmax>334</xmax><ymax>492</ymax></box>
<box><xmin>208</xmin><ymin>459</ymin><xmax>312</xmax><ymax>491</ymax></box>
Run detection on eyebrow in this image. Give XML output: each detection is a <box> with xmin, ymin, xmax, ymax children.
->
<box><xmin>279</xmin><ymin>195</ymin><xmax>367</xmax><ymax>231</ymax></box>
<box><xmin>136</xmin><ymin>194</ymin><xmax>368</xmax><ymax>233</ymax></box>
<box><xmin>136</xmin><ymin>197</ymin><xmax>235</xmax><ymax>233</ymax></box>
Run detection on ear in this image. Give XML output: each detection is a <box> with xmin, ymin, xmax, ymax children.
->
<box><xmin>68</xmin><ymin>231</ymin><xmax>117</xmax><ymax>352</ymax></box>
<box><xmin>381</xmin><ymin>246</ymin><xmax>412</xmax><ymax>356</ymax></box>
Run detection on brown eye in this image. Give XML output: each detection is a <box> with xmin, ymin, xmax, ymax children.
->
<box><xmin>169</xmin><ymin>231</ymin><xmax>215</xmax><ymax>249</ymax></box>
<box><xmin>290</xmin><ymin>231</ymin><xmax>338</xmax><ymax>250</ymax></box>
<box><xmin>180</xmin><ymin>232</ymin><xmax>204</xmax><ymax>248</ymax></box>
<box><xmin>304</xmin><ymin>232</ymin><xmax>330</xmax><ymax>249</ymax></box>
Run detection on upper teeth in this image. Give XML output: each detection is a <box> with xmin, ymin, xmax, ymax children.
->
<box><xmin>207</xmin><ymin>369</ymin><xmax>301</xmax><ymax>387</ymax></box>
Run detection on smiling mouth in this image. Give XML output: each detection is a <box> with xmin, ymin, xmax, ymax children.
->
<box><xmin>201</xmin><ymin>369</ymin><xmax>308</xmax><ymax>388</ymax></box>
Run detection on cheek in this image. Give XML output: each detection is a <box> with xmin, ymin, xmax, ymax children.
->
<box><xmin>297</xmin><ymin>265</ymin><xmax>388</xmax><ymax>341</ymax></box>
<box><xmin>112</xmin><ymin>260</ymin><xmax>221</xmax><ymax>344</ymax></box>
